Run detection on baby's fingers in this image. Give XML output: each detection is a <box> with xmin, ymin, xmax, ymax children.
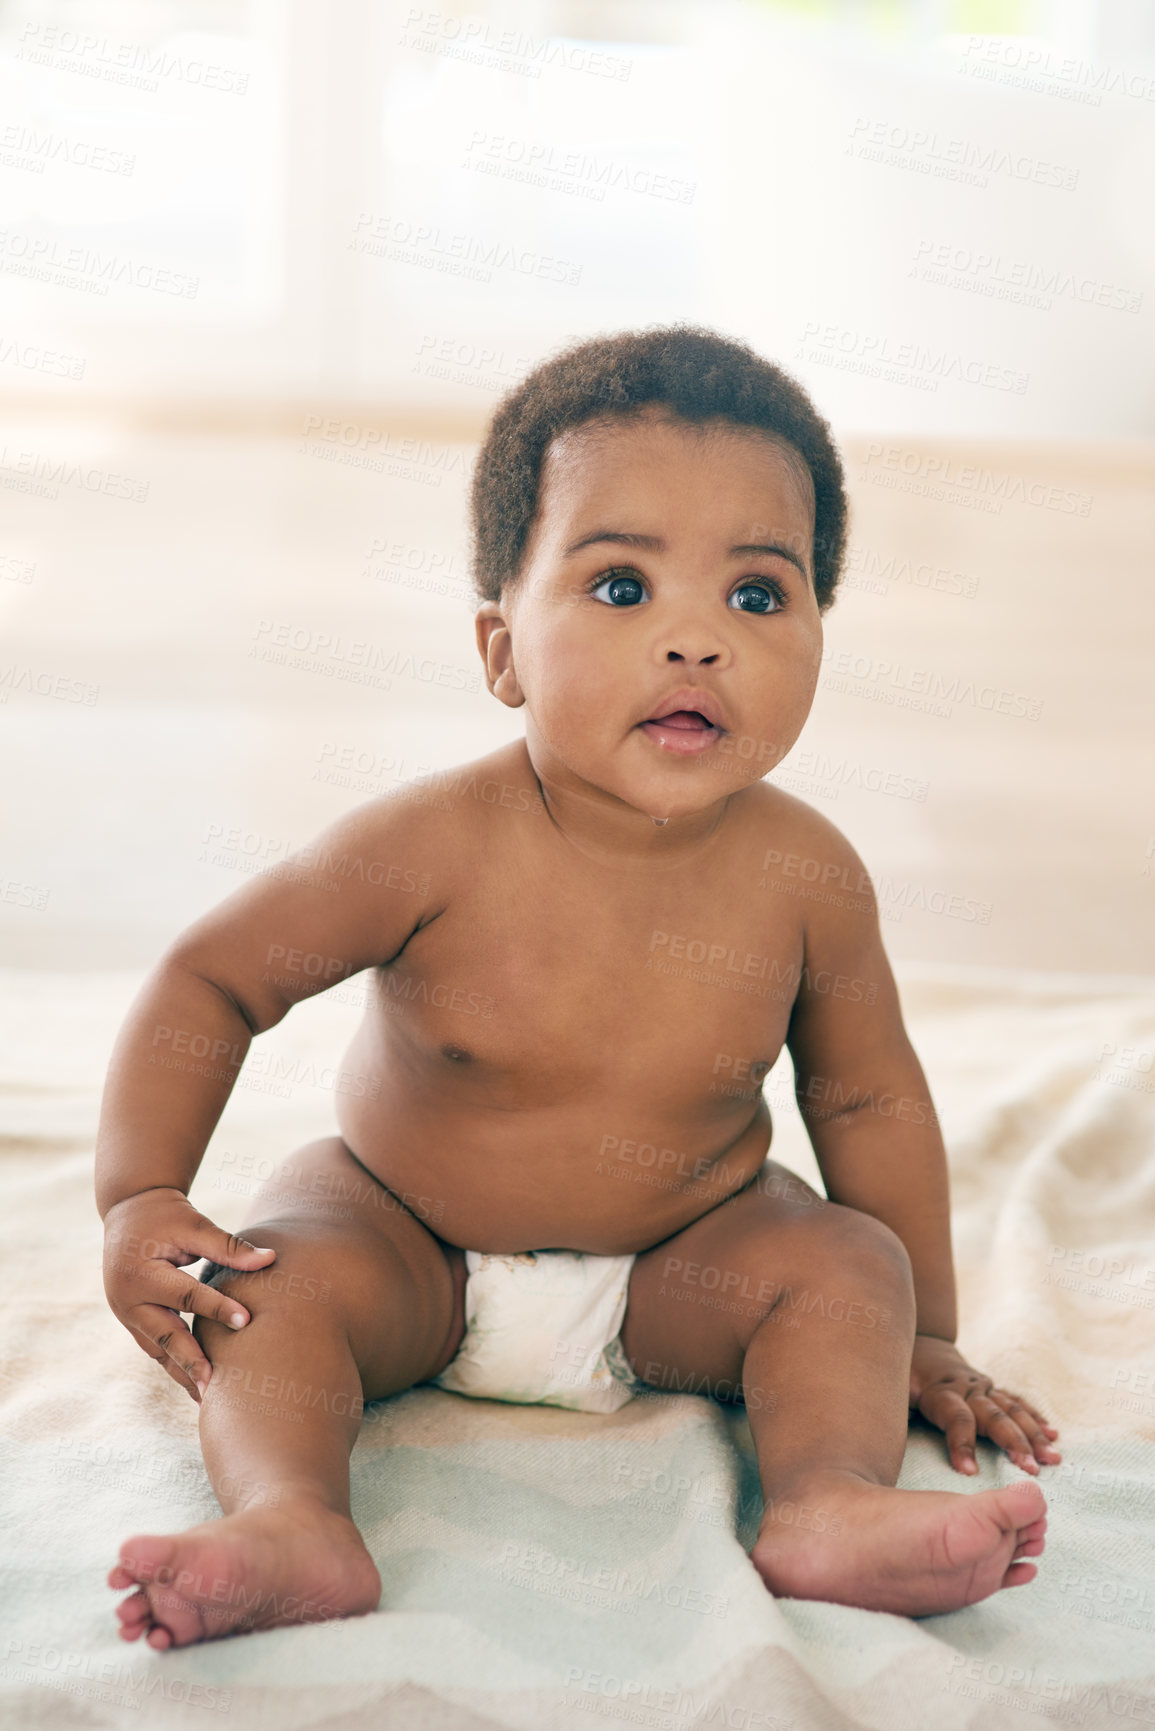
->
<box><xmin>131</xmin><ymin>1305</ymin><xmax>212</xmax><ymax>1400</ymax></box>
<box><xmin>969</xmin><ymin>1393</ymin><xmax>1042</xmax><ymax>1475</ymax></box>
<box><xmin>128</xmin><ymin>1321</ymin><xmax>198</xmax><ymax>1400</ymax></box>
<box><xmin>923</xmin><ymin>1388</ymin><xmax>981</xmax><ymax>1475</ymax></box>
<box><xmin>194</xmin><ymin>1223</ymin><xmax>277</xmax><ymax>1276</ymax></box>
<box><xmin>151</xmin><ymin>1262</ymin><xmax>254</xmax><ymax>1334</ymax></box>
<box><xmin>152</xmin><ymin>1346</ymin><xmax>206</xmax><ymax>1404</ymax></box>
<box><xmin>986</xmin><ymin>1389</ymin><xmax>1062</xmax><ymax>1467</ymax></box>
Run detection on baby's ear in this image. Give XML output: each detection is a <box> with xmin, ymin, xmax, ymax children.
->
<box><xmin>474</xmin><ymin>605</ymin><xmax>525</xmax><ymax>708</ymax></box>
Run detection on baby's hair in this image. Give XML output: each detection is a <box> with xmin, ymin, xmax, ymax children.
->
<box><xmin>468</xmin><ymin>323</ymin><xmax>848</xmax><ymax>612</ymax></box>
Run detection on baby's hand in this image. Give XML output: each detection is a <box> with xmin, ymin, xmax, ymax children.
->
<box><xmin>102</xmin><ymin>1189</ymin><xmax>276</xmax><ymax>1402</ymax></box>
<box><xmin>908</xmin><ymin>1335</ymin><xmax>1061</xmax><ymax>1477</ymax></box>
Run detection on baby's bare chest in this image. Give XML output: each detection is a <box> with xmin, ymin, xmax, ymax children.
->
<box><xmin>373</xmin><ymin>845</ymin><xmax>803</xmax><ymax>1098</ymax></box>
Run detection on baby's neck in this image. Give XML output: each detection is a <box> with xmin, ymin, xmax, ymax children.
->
<box><xmin>523</xmin><ymin>740</ymin><xmax>732</xmax><ymax>870</ymax></box>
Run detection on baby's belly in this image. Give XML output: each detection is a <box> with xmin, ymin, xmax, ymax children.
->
<box><xmin>334</xmin><ymin>1059</ymin><xmax>773</xmax><ymax>1256</ymax></box>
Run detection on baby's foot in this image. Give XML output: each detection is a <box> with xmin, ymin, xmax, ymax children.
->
<box><xmin>751</xmin><ymin>1470</ymin><xmax>1047</xmax><ymax>1617</ymax></box>
<box><xmin>108</xmin><ymin>1501</ymin><xmax>381</xmax><ymax>1648</ymax></box>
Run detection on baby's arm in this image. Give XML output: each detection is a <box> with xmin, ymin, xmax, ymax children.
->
<box><xmin>96</xmin><ymin>796</ymin><xmax>438</xmax><ymax>1396</ymax></box>
<box><xmin>782</xmin><ymin>813</ymin><xmax>955</xmax><ymax>1339</ymax></box>
<box><xmin>781</xmin><ymin>809</ymin><xmax>1059</xmax><ymax>1474</ymax></box>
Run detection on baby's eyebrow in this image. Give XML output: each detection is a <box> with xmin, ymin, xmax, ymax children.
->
<box><xmin>563</xmin><ymin>528</ymin><xmax>810</xmax><ymax>583</ymax></box>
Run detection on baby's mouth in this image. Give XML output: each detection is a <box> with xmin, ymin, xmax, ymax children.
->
<box><xmin>638</xmin><ymin>709</ymin><xmax>724</xmax><ymax>756</ymax></box>
<box><xmin>648</xmin><ymin>709</ymin><xmax>712</xmax><ymax>732</ymax></box>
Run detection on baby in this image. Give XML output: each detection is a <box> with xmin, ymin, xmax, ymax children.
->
<box><xmin>97</xmin><ymin>325</ymin><xmax>1059</xmax><ymax>1649</ymax></box>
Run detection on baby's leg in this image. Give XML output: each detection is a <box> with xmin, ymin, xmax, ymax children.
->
<box><xmin>109</xmin><ymin>1136</ymin><xmax>466</xmax><ymax>1648</ymax></box>
<box><xmin>619</xmin><ymin>1162</ymin><xmax>1047</xmax><ymax>1617</ymax></box>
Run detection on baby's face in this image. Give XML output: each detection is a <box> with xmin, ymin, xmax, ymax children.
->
<box><xmin>478</xmin><ymin>407</ymin><xmax>823</xmax><ymax>823</ymax></box>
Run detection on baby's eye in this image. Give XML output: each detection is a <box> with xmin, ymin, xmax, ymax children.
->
<box><xmin>729</xmin><ymin>582</ymin><xmax>784</xmax><ymax>614</ymax></box>
<box><xmin>590</xmin><ymin>570</ymin><xmax>647</xmax><ymax>607</ymax></box>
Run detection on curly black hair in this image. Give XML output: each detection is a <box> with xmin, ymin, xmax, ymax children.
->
<box><xmin>468</xmin><ymin>323</ymin><xmax>848</xmax><ymax>612</ymax></box>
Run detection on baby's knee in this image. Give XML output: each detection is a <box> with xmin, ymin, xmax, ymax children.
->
<box><xmin>813</xmin><ymin>1203</ymin><xmax>915</xmax><ymax>1297</ymax></box>
<box><xmin>193</xmin><ymin>1224</ymin><xmax>340</xmax><ymax>1344</ymax></box>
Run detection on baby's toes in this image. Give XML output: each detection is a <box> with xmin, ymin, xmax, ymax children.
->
<box><xmin>116</xmin><ymin>1532</ymin><xmax>177</xmax><ymax>1584</ymax></box>
<box><xmin>992</xmin><ymin>1479</ymin><xmax>1047</xmax><ymax>1539</ymax></box>
<box><xmin>114</xmin><ymin>1589</ymin><xmax>154</xmax><ymax>1640</ymax></box>
<box><xmin>1012</xmin><ymin>1513</ymin><xmax>1047</xmax><ymax>1559</ymax></box>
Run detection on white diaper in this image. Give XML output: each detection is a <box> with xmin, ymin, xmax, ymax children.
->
<box><xmin>430</xmin><ymin>1248</ymin><xmax>640</xmax><ymax>1413</ymax></box>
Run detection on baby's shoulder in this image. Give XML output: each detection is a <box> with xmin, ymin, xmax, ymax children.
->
<box><xmin>357</xmin><ymin>741</ymin><xmax>541</xmax><ymax>853</ymax></box>
<box><xmin>740</xmin><ymin>782</ymin><xmax>877</xmax><ymax>917</ymax></box>
<box><xmin>413</xmin><ymin>742</ymin><xmax>543</xmax><ymax>823</ymax></box>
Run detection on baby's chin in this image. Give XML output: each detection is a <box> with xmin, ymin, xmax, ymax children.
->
<box><xmin>529</xmin><ymin>723</ymin><xmax>772</xmax><ymax>821</ymax></box>
<box><xmin>590</xmin><ymin>758</ymin><xmax>757</xmax><ymax>827</ymax></box>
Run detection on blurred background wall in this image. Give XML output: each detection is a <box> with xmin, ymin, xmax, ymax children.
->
<box><xmin>2</xmin><ymin>0</ymin><xmax>1153</xmax><ymax>973</ymax></box>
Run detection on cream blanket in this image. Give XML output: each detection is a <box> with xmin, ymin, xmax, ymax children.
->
<box><xmin>1</xmin><ymin>964</ymin><xmax>1153</xmax><ymax>1729</ymax></box>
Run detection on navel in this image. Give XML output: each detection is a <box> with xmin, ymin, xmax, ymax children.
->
<box><xmin>441</xmin><ymin>1044</ymin><xmax>473</xmax><ymax>1063</ymax></box>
